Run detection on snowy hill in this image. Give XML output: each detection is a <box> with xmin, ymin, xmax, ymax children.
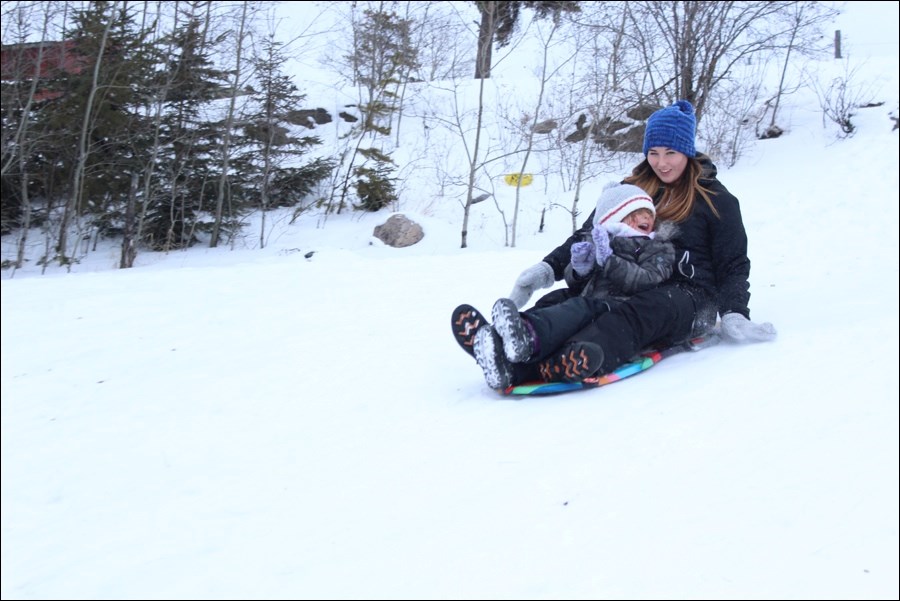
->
<box><xmin>1</xmin><ymin>2</ymin><xmax>898</xmax><ymax>599</ymax></box>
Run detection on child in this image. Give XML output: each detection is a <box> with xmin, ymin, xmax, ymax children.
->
<box><xmin>474</xmin><ymin>182</ymin><xmax>677</xmax><ymax>388</ymax></box>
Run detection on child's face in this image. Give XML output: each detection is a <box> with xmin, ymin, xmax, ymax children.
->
<box><xmin>622</xmin><ymin>208</ymin><xmax>655</xmax><ymax>233</ymax></box>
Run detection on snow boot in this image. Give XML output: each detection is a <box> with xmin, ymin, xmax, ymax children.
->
<box><xmin>538</xmin><ymin>341</ymin><xmax>605</xmax><ymax>383</ymax></box>
<box><xmin>491</xmin><ymin>297</ymin><xmax>536</xmax><ymax>362</ymax></box>
<box><xmin>451</xmin><ymin>304</ymin><xmax>486</xmax><ymax>358</ymax></box>
<box><xmin>473</xmin><ymin>325</ymin><xmax>515</xmax><ymax>390</ymax></box>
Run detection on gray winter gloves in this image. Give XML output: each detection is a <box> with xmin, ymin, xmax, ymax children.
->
<box><xmin>509</xmin><ymin>261</ymin><xmax>555</xmax><ymax>308</ymax></box>
<box><xmin>720</xmin><ymin>312</ymin><xmax>777</xmax><ymax>343</ymax></box>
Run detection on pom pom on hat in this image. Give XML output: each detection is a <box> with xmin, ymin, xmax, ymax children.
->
<box><xmin>593</xmin><ymin>182</ymin><xmax>655</xmax><ymax>228</ymax></box>
<box><xmin>642</xmin><ymin>99</ymin><xmax>696</xmax><ymax>157</ymax></box>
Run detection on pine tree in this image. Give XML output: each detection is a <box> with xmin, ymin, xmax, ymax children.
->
<box><xmin>332</xmin><ymin>7</ymin><xmax>418</xmax><ymax>214</ymax></box>
<box><xmin>142</xmin><ymin>10</ymin><xmax>231</xmax><ymax>251</ymax></box>
<box><xmin>28</xmin><ymin>0</ymin><xmax>158</xmax><ymax>262</ymax></box>
<box><xmin>234</xmin><ymin>35</ymin><xmax>334</xmax><ymax>247</ymax></box>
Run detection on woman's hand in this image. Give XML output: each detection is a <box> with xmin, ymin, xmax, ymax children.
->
<box><xmin>508</xmin><ymin>262</ymin><xmax>555</xmax><ymax>308</ymax></box>
<box><xmin>720</xmin><ymin>312</ymin><xmax>777</xmax><ymax>342</ymax></box>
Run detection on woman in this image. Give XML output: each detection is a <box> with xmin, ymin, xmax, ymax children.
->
<box><xmin>454</xmin><ymin>100</ymin><xmax>776</xmax><ymax>390</ymax></box>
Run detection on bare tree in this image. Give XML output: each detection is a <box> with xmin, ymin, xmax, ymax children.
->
<box><xmin>507</xmin><ymin>14</ymin><xmax>576</xmax><ymax>247</ymax></box>
<box><xmin>765</xmin><ymin>2</ymin><xmax>838</xmax><ymax>135</ymax></box>
<box><xmin>628</xmin><ymin>1</ymin><xmax>798</xmax><ymax>125</ymax></box>
<box><xmin>210</xmin><ymin>0</ymin><xmax>254</xmax><ymax>248</ymax></box>
<box><xmin>811</xmin><ymin>60</ymin><xmax>872</xmax><ymax>138</ymax></box>
<box><xmin>699</xmin><ymin>73</ymin><xmax>764</xmax><ymax>167</ymax></box>
<box><xmin>407</xmin><ymin>0</ymin><xmax>473</xmax><ymax>82</ymax></box>
<box><xmin>423</xmin><ymin>3</ymin><xmax>586</xmax><ymax>247</ymax></box>
<box><xmin>460</xmin><ymin>76</ymin><xmax>489</xmax><ymax>248</ymax></box>
<box><xmin>0</xmin><ymin>3</ymin><xmax>63</xmax><ymax>272</ymax></box>
<box><xmin>530</xmin><ymin>2</ymin><xmax>643</xmax><ymax>230</ymax></box>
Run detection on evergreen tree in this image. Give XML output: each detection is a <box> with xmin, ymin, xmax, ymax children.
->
<box><xmin>143</xmin><ymin>10</ymin><xmax>230</xmax><ymax>251</ymax></box>
<box><xmin>26</xmin><ymin>0</ymin><xmax>158</xmax><ymax>260</ymax></box>
<box><xmin>234</xmin><ymin>35</ymin><xmax>334</xmax><ymax>246</ymax></box>
<box><xmin>333</xmin><ymin>7</ymin><xmax>418</xmax><ymax>214</ymax></box>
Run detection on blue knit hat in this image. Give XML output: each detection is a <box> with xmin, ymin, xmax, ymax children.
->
<box><xmin>642</xmin><ymin>100</ymin><xmax>696</xmax><ymax>157</ymax></box>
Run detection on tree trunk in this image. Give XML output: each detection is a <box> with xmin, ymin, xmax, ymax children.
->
<box><xmin>120</xmin><ymin>171</ymin><xmax>139</xmax><ymax>268</ymax></box>
<box><xmin>474</xmin><ymin>3</ymin><xmax>495</xmax><ymax>79</ymax></box>
<box><xmin>211</xmin><ymin>0</ymin><xmax>249</xmax><ymax>248</ymax></box>
<box><xmin>511</xmin><ymin>19</ymin><xmax>563</xmax><ymax>247</ymax></box>
<box><xmin>58</xmin><ymin>1</ymin><xmax>118</xmax><ymax>260</ymax></box>
<box><xmin>461</xmin><ymin>74</ymin><xmax>489</xmax><ymax>248</ymax></box>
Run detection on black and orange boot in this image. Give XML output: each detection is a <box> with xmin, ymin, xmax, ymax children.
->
<box><xmin>538</xmin><ymin>342</ymin><xmax>605</xmax><ymax>383</ymax></box>
<box><xmin>450</xmin><ymin>304</ymin><xmax>487</xmax><ymax>358</ymax></box>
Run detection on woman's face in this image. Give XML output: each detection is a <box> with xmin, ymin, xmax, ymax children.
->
<box><xmin>646</xmin><ymin>147</ymin><xmax>688</xmax><ymax>184</ymax></box>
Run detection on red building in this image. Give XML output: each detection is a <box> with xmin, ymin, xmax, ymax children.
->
<box><xmin>1</xmin><ymin>40</ymin><xmax>90</xmax><ymax>101</ymax></box>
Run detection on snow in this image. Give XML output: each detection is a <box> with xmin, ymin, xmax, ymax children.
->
<box><xmin>1</xmin><ymin>2</ymin><xmax>898</xmax><ymax>599</ymax></box>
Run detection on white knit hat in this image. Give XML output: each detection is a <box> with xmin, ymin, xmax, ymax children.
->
<box><xmin>593</xmin><ymin>182</ymin><xmax>655</xmax><ymax>228</ymax></box>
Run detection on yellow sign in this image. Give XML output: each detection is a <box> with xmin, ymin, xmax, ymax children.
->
<box><xmin>504</xmin><ymin>173</ymin><xmax>533</xmax><ymax>187</ymax></box>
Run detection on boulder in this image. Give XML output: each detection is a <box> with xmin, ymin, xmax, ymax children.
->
<box><xmin>373</xmin><ymin>214</ymin><xmax>424</xmax><ymax>248</ymax></box>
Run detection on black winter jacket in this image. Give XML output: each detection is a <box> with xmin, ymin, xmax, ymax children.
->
<box><xmin>564</xmin><ymin>221</ymin><xmax>677</xmax><ymax>302</ymax></box>
<box><xmin>542</xmin><ymin>155</ymin><xmax>752</xmax><ymax>318</ymax></box>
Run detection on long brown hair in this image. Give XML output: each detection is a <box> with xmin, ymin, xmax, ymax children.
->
<box><xmin>622</xmin><ymin>157</ymin><xmax>719</xmax><ymax>223</ymax></box>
